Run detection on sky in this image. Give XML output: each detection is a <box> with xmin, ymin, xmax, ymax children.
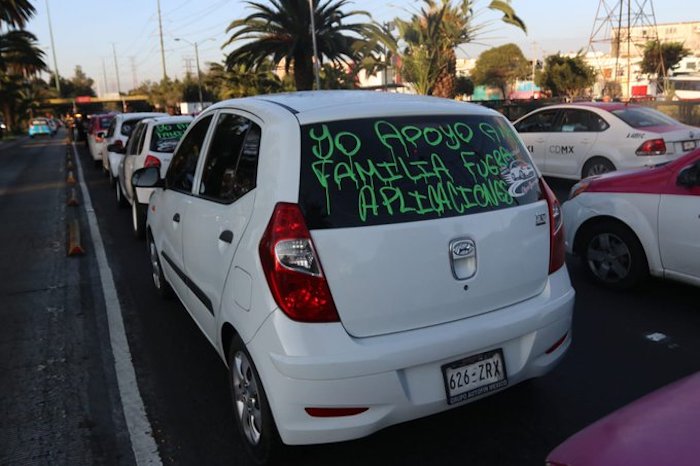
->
<box><xmin>25</xmin><ymin>0</ymin><xmax>694</xmax><ymax>95</ymax></box>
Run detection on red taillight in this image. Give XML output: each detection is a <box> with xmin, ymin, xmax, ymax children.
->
<box><xmin>545</xmin><ymin>332</ymin><xmax>569</xmax><ymax>354</ymax></box>
<box><xmin>95</xmin><ymin>134</ymin><xmax>104</xmax><ymax>143</ymax></box>
<box><xmin>636</xmin><ymin>138</ymin><xmax>666</xmax><ymax>156</ymax></box>
<box><xmin>259</xmin><ymin>203</ymin><xmax>339</xmax><ymax>323</ymax></box>
<box><xmin>539</xmin><ymin>178</ymin><xmax>566</xmax><ymax>274</ymax></box>
<box><xmin>305</xmin><ymin>407</ymin><xmax>368</xmax><ymax>417</ymax></box>
<box><xmin>144</xmin><ymin>155</ymin><xmax>161</xmax><ymax>168</ymax></box>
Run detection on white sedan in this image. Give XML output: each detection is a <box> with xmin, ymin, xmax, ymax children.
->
<box><xmin>514</xmin><ymin>103</ymin><xmax>700</xmax><ymax>180</ymax></box>
<box><xmin>563</xmin><ymin>149</ymin><xmax>700</xmax><ymax>289</ymax></box>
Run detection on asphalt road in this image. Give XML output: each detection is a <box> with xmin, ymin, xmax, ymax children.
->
<box><xmin>1</xmin><ymin>133</ymin><xmax>699</xmax><ymax>465</ymax></box>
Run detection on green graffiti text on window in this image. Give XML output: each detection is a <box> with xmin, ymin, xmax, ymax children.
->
<box><xmin>308</xmin><ymin>120</ymin><xmax>519</xmax><ymax>222</ymax></box>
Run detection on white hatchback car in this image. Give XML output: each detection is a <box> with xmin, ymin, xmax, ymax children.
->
<box><xmin>514</xmin><ymin>103</ymin><xmax>700</xmax><ymax>180</ymax></box>
<box><xmin>115</xmin><ymin>115</ymin><xmax>193</xmax><ymax>238</ymax></box>
<box><xmin>103</xmin><ymin>112</ymin><xmax>167</xmax><ymax>182</ymax></box>
<box><xmin>132</xmin><ymin>91</ymin><xmax>575</xmax><ymax>463</ymax></box>
<box><xmin>563</xmin><ymin>148</ymin><xmax>700</xmax><ymax>289</ymax></box>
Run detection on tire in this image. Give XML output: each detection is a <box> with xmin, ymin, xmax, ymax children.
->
<box><xmin>115</xmin><ymin>180</ymin><xmax>128</xmax><ymax>208</ymax></box>
<box><xmin>579</xmin><ymin>220</ymin><xmax>648</xmax><ymax>289</ymax></box>
<box><xmin>147</xmin><ymin>236</ymin><xmax>173</xmax><ymax>299</ymax></box>
<box><xmin>582</xmin><ymin>157</ymin><xmax>615</xmax><ymax>179</ymax></box>
<box><xmin>228</xmin><ymin>335</ymin><xmax>283</xmax><ymax>465</ymax></box>
<box><xmin>132</xmin><ymin>202</ymin><xmax>147</xmax><ymax>239</ymax></box>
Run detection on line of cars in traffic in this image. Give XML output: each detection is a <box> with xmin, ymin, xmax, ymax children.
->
<box><xmin>82</xmin><ymin>96</ymin><xmax>699</xmax><ymax>465</ymax></box>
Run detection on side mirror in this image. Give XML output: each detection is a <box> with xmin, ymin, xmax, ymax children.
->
<box><xmin>676</xmin><ymin>160</ymin><xmax>700</xmax><ymax>188</ymax></box>
<box><xmin>97</xmin><ymin>131</ymin><xmax>105</xmax><ymax>138</ymax></box>
<box><xmin>107</xmin><ymin>143</ymin><xmax>125</xmax><ymax>154</ymax></box>
<box><xmin>132</xmin><ymin>166</ymin><xmax>164</xmax><ymax>189</ymax></box>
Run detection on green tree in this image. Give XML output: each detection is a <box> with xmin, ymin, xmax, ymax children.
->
<box><xmin>59</xmin><ymin>65</ymin><xmax>96</xmax><ymax>98</ymax></box>
<box><xmin>224</xmin><ymin>0</ymin><xmax>386</xmax><ymax>91</ymax></box>
<box><xmin>0</xmin><ymin>2</ymin><xmax>47</xmax><ymax>132</ymax></box>
<box><xmin>203</xmin><ymin>62</ymin><xmax>291</xmax><ymax>99</ymax></box>
<box><xmin>536</xmin><ymin>53</ymin><xmax>595</xmax><ymax>99</ymax></box>
<box><xmin>640</xmin><ymin>40</ymin><xmax>690</xmax><ymax>92</ymax></box>
<box><xmin>396</xmin><ymin>0</ymin><xmax>525</xmax><ymax>98</ymax></box>
<box><xmin>471</xmin><ymin>43</ymin><xmax>529</xmax><ymax>99</ymax></box>
<box><xmin>131</xmin><ymin>78</ymin><xmax>183</xmax><ymax>113</ymax></box>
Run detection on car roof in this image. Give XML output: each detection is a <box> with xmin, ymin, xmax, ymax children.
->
<box><xmin>208</xmin><ymin>90</ymin><xmax>499</xmax><ymax>120</ymax></box>
<box><xmin>145</xmin><ymin>115</ymin><xmax>194</xmax><ymax>125</ymax></box>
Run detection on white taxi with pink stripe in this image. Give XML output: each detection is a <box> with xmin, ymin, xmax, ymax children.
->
<box><xmin>515</xmin><ymin>103</ymin><xmax>700</xmax><ymax>180</ymax></box>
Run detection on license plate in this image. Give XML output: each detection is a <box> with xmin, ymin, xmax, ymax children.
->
<box><xmin>442</xmin><ymin>349</ymin><xmax>508</xmax><ymax>405</ymax></box>
<box><xmin>682</xmin><ymin>140</ymin><xmax>696</xmax><ymax>151</ymax></box>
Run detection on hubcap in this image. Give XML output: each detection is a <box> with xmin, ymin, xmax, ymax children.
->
<box><xmin>149</xmin><ymin>241</ymin><xmax>161</xmax><ymax>289</ymax></box>
<box><xmin>233</xmin><ymin>351</ymin><xmax>263</xmax><ymax>446</ymax></box>
<box><xmin>588</xmin><ymin>163</ymin><xmax>611</xmax><ymax>176</ymax></box>
<box><xmin>586</xmin><ymin>233</ymin><xmax>631</xmax><ymax>283</ymax></box>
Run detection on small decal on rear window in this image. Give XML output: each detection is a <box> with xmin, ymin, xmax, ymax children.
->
<box><xmin>300</xmin><ymin>115</ymin><xmax>540</xmax><ymax>229</ymax></box>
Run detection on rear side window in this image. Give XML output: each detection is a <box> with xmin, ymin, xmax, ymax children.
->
<box><xmin>150</xmin><ymin>122</ymin><xmax>190</xmax><ymax>153</ymax></box>
<box><xmin>198</xmin><ymin>113</ymin><xmax>260</xmax><ymax>203</ymax></box>
<box><xmin>165</xmin><ymin>115</ymin><xmax>213</xmax><ymax>193</ymax></box>
<box><xmin>121</xmin><ymin>118</ymin><xmax>143</xmax><ymax>137</ymax></box>
<box><xmin>611</xmin><ymin>107</ymin><xmax>678</xmax><ymax>128</ymax></box>
<box><xmin>99</xmin><ymin>116</ymin><xmax>113</xmax><ymax>129</ymax></box>
<box><xmin>300</xmin><ymin>115</ymin><xmax>541</xmax><ymax>229</ymax></box>
<box><xmin>515</xmin><ymin>110</ymin><xmax>559</xmax><ymax>133</ymax></box>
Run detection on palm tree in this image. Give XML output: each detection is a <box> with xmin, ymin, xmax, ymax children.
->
<box><xmin>0</xmin><ymin>24</ymin><xmax>46</xmax><ymax>129</ymax></box>
<box><xmin>0</xmin><ymin>0</ymin><xmax>35</xmax><ymax>29</ymax></box>
<box><xmin>224</xmin><ymin>0</ymin><xmax>388</xmax><ymax>91</ymax></box>
<box><xmin>397</xmin><ymin>0</ymin><xmax>526</xmax><ymax>98</ymax></box>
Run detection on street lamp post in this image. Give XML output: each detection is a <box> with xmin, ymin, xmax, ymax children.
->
<box><xmin>175</xmin><ymin>38</ymin><xmax>214</xmax><ymax>110</ymax></box>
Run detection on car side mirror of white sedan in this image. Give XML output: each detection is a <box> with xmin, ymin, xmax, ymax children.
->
<box><xmin>132</xmin><ymin>166</ymin><xmax>164</xmax><ymax>189</ymax></box>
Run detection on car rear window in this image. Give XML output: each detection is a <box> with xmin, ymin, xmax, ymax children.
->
<box><xmin>99</xmin><ymin>116</ymin><xmax>113</xmax><ymax>129</ymax></box>
<box><xmin>611</xmin><ymin>107</ymin><xmax>678</xmax><ymax>128</ymax></box>
<box><xmin>121</xmin><ymin>118</ymin><xmax>143</xmax><ymax>136</ymax></box>
<box><xmin>150</xmin><ymin>122</ymin><xmax>190</xmax><ymax>153</ymax></box>
<box><xmin>299</xmin><ymin>115</ymin><xmax>541</xmax><ymax>229</ymax></box>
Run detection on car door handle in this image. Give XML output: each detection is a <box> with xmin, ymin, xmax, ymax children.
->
<box><xmin>173</xmin><ymin>213</ymin><xmax>180</xmax><ymax>223</ymax></box>
<box><xmin>219</xmin><ymin>230</ymin><xmax>233</xmax><ymax>244</ymax></box>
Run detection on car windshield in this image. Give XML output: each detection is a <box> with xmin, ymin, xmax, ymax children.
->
<box><xmin>611</xmin><ymin>107</ymin><xmax>679</xmax><ymax>128</ymax></box>
<box><xmin>150</xmin><ymin>122</ymin><xmax>190</xmax><ymax>153</ymax></box>
<box><xmin>299</xmin><ymin>114</ymin><xmax>541</xmax><ymax>229</ymax></box>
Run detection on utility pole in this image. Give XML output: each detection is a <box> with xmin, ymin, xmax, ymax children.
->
<box><xmin>130</xmin><ymin>56</ymin><xmax>138</xmax><ymax>90</ymax></box>
<box><xmin>308</xmin><ymin>0</ymin><xmax>321</xmax><ymax>90</ymax></box>
<box><xmin>101</xmin><ymin>58</ymin><xmax>109</xmax><ymax>96</ymax></box>
<box><xmin>175</xmin><ymin>38</ymin><xmax>214</xmax><ymax>110</ymax></box>
<box><xmin>157</xmin><ymin>0</ymin><xmax>168</xmax><ymax>81</ymax></box>
<box><xmin>45</xmin><ymin>0</ymin><xmax>61</xmax><ymax>93</ymax></box>
<box><xmin>112</xmin><ymin>44</ymin><xmax>125</xmax><ymax>112</ymax></box>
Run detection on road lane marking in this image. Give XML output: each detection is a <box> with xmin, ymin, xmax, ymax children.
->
<box><xmin>72</xmin><ymin>142</ymin><xmax>162</xmax><ymax>466</ymax></box>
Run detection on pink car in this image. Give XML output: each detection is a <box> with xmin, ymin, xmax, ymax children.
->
<box><xmin>546</xmin><ymin>371</ymin><xmax>700</xmax><ymax>466</ymax></box>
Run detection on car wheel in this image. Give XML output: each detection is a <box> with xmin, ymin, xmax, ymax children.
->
<box><xmin>582</xmin><ymin>157</ymin><xmax>615</xmax><ymax>179</ymax></box>
<box><xmin>115</xmin><ymin>180</ymin><xmax>128</xmax><ymax>208</ymax></box>
<box><xmin>228</xmin><ymin>335</ymin><xmax>282</xmax><ymax>465</ymax></box>
<box><xmin>580</xmin><ymin>220</ymin><xmax>648</xmax><ymax>289</ymax></box>
<box><xmin>132</xmin><ymin>202</ymin><xmax>147</xmax><ymax>239</ymax></box>
<box><xmin>147</xmin><ymin>236</ymin><xmax>173</xmax><ymax>299</ymax></box>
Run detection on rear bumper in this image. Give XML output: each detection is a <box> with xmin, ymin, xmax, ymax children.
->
<box><xmin>247</xmin><ymin>266</ymin><xmax>575</xmax><ymax>445</ymax></box>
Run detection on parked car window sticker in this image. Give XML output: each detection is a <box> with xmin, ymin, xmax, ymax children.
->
<box><xmin>300</xmin><ymin>115</ymin><xmax>541</xmax><ymax>229</ymax></box>
<box><xmin>151</xmin><ymin>122</ymin><xmax>190</xmax><ymax>153</ymax></box>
